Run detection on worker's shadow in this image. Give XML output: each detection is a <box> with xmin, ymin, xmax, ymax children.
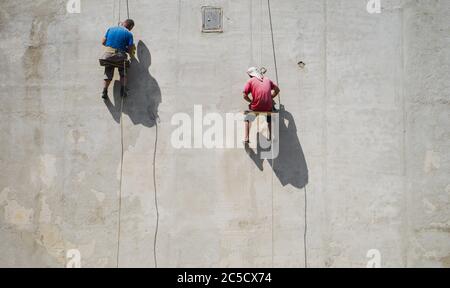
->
<box><xmin>245</xmin><ymin>105</ymin><xmax>308</xmax><ymax>189</ymax></box>
<box><xmin>105</xmin><ymin>40</ymin><xmax>161</xmax><ymax>127</ymax></box>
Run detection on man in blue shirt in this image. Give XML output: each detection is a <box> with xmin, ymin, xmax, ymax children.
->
<box><xmin>101</xmin><ymin>19</ymin><xmax>135</xmax><ymax>98</ymax></box>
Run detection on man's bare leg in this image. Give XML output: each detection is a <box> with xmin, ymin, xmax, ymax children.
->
<box><xmin>104</xmin><ymin>80</ymin><xmax>111</xmax><ymax>89</ymax></box>
<box><xmin>244</xmin><ymin>120</ymin><xmax>251</xmax><ymax>143</ymax></box>
<box><xmin>102</xmin><ymin>80</ymin><xmax>111</xmax><ymax>99</ymax></box>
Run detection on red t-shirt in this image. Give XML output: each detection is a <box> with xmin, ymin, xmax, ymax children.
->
<box><xmin>243</xmin><ymin>77</ymin><xmax>278</xmax><ymax>112</ymax></box>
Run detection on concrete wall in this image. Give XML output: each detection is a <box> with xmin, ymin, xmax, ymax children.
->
<box><xmin>0</xmin><ymin>0</ymin><xmax>448</xmax><ymax>267</ymax></box>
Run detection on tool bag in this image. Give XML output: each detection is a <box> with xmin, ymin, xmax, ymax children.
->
<box><xmin>99</xmin><ymin>46</ymin><xmax>130</xmax><ymax>68</ymax></box>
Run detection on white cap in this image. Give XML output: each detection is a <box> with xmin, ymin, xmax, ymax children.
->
<box><xmin>247</xmin><ymin>67</ymin><xmax>264</xmax><ymax>81</ymax></box>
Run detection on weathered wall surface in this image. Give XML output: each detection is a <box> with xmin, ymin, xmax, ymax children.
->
<box><xmin>0</xmin><ymin>0</ymin><xmax>448</xmax><ymax>267</ymax></box>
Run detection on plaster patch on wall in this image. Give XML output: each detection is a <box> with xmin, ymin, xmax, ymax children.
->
<box><xmin>40</xmin><ymin>154</ymin><xmax>57</xmax><ymax>187</ymax></box>
<box><xmin>77</xmin><ymin>171</ymin><xmax>86</xmax><ymax>182</ymax></box>
<box><xmin>423</xmin><ymin>250</ymin><xmax>439</xmax><ymax>259</ymax></box>
<box><xmin>39</xmin><ymin>196</ymin><xmax>52</xmax><ymax>224</ymax></box>
<box><xmin>440</xmin><ymin>254</ymin><xmax>450</xmax><ymax>268</ymax></box>
<box><xmin>0</xmin><ymin>7</ymin><xmax>10</xmax><ymax>33</ymax></box>
<box><xmin>424</xmin><ymin>150</ymin><xmax>440</xmax><ymax>173</ymax></box>
<box><xmin>69</xmin><ymin>129</ymin><xmax>86</xmax><ymax>144</ymax></box>
<box><xmin>55</xmin><ymin>216</ymin><xmax>63</xmax><ymax>225</ymax></box>
<box><xmin>36</xmin><ymin>224</ymin><xmax>96</xmax><ymax>266</ymax></box>
<box><xmin>0</xmin><ymin>187</ymin><xmax>11</xmax><ymax>205</ymax></box>
<box><xmin>4</xmin><ymin>200</ymin><xmax>34</xmax><ymax>230</ymax></box>
<box><xmin>36</xmin><ymin>224</ymin><xmax>67</xmax><ymax>264</ymax></box>
<box><xmin>423</xmin><ymin>198</ymin><xmax>437</xmax><ymax>214</ymax></box>
<box><xmin>78</xmin><ymin>240</ymin><xmax>96</xmax><ymax>260</ymax></box>
<box><xmin>116</xmin><ymin>161</ymin><xmax>121</xmax><ymax>181</ymax></box>
<box><xmin>429</xmin><ymin>222</ymin><xmax>450</xmax><ymax>234</ymax></box>
<box><xmin>91</xmin><ymin>189</ymin><xmax>105</xmax><ymax>203</ymax></box>
<box><xmin>370</xmin><ymin>192</ymin><xmax>400</xmax><ymax>221</ymax></box>
<box><xmin>96</xmin><ymin>257</ymin><xmax>110</xmax><ymax>267</ymax></box>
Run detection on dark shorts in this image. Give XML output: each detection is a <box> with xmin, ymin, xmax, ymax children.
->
<box><xmin>101</xmin><ymin>50</ymin><xmax>127</xmax><ymax>80</ymax></box>
<box><xmin>104</xmin><ymin>66</ymin><xmax>125</xmax><ymax>81</ymax></box>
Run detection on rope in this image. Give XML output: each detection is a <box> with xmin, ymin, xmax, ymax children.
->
<box><xmin>304</xmin><ymin>186</ymin><xmax>308</xmax><ymax>268</ymax></box>
<box><xmin>266</xmin><ymin>0</ymin><xmax>308</xmax><ymax>268</ymax></box>
<box><xmin>118</xmin><ymin>0</ymin><xmax>130</xmax><ymax>22</ymax></box>
<box><xmin>114</xmin><ymin>0</ymin><xmax>136</xmax><ymax>269</ymax></box>
<box><xmin>113</xmin><ymin>0</ymin><xmax>125</xmax><ymax>269</ymax></box>
<box><xmin>153</xmin><ymin>122</ymin><xmax>159</xmax><ymax>268</ymax></box>
<box><xmin>267</xmin><ymin>0</ymin><xmax>277</xmax><ymax>268</ymax></box>
<box><xmin>113</xmin><ymin>0</ymin><xmax>116</xmax><ymax>25</ymax></box>
<box><xmin>114</xmin><ymin>0</ymin><xmax>160</xmax><ymax>268</ymax></box>
<box><xmin>116</xmin><ymin>92</ymin><xmax>124</xmax><ymax>268</ymax></box>
<box><xmin>126</xmin><ymin>0</ymin><xmax>130</xmax><ymax>19</ymax></box>
<box><xmin>271</xmin><ymin>129</ymin><xmax>275</xmax><ymax>267</ymax></box>
<box><xmin>267</xmin><ymin>0</ymin><xmax>280</xmax><ymax>106</ymax></box>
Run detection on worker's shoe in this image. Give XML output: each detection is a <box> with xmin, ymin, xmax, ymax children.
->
<box><xmin>102</xmin><ymin>89</ymin><xmax>108</xmax><ymax>99</ymax></box>
<box><xmin>120</xmin><ymin>86</ymin><xmax>128</xmax><ymax>98</ymax></box>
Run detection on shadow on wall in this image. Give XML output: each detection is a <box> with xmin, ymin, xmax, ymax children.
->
<box><xmin>105</xmin><ymin>40</ymin><xmax>161</xmax><ymax>127</ymax></box>
<box><xmin>245</xmin><ymin>106</ymin><xmax>308</xmax><ymax>189</ymax></box>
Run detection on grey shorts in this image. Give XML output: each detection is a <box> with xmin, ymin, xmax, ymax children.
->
<box><xmin>244</xmin><ymin>112</ymin><xmax>272</xmax><ymax>123</ymax></box>
<box><xmin>104</xmin><ymin>66</ymin><xmax>125</xmax><ymax>81</ymax></box>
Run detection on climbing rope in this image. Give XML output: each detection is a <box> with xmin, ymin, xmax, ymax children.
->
<box><xmin>267</xmin><ymin>0</ymin><xmax>308</xmax><ymax>268</ymax></box>
<box><xmin>304</xmin><ymin>186</ymin><xmax>308</xmax><ymax>268</ymax></box>
<box><xmin>113</xmin><ymin>0</ymin><xmax>160</xmax><ymax>268</ymax></box>
<box><xmin>115</xmin><ymin>0</ymin><xmax>130</xmax><ymax>269</ymax></box>
<box><xmin>113</xmin><ymin>0</ymin><xmax>116</xmax><ymax>25</ymax></box>
<box><xmin>117</xmin><ymin>0</ymin><xmax>130</xmax><ymax>23</ymax></box>
<box><xmin>267</xmin><ymin>0</ymin><xmax>276</xmax><ymax>268</ymax></box>
<box><xmin>267</xmin><ymin>0</ymin><xmax>280</xmax><ymax>106</ymax></box>
<box><xmin>153</xmin><ymin>122</ymin><xmax>159</xmax><ymax>268</ymax></box>
<box><xmin>114</xmin><ymin>0</ymin><xmax>123</xmax><ymax>269</ymax></box>
<box><xmin>116</xmin><ymin>95</ymin><xmax>124</xmax><ymax>268</ymax></box>
<box><xmin>126</xmin><ymin>0</ymin><xmax>130</xmax><ymax>20</ymax></box>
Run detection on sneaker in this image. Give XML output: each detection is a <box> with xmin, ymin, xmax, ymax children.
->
<box><xmin>102</xmin><ymin>89</ymin><xmax>108</xmax><ymax>99</ymax></box>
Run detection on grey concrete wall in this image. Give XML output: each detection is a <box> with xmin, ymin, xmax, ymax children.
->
<box><xmin>0</xmin><ymin>0</ymin><xmax>448</xmax><ymax>267</ymax></box>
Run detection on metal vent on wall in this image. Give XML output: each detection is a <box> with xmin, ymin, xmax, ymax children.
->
<box><xmin>202</xmin><ymin>6</ymin><xmax>223</xmax><ymax>33</ymax></box>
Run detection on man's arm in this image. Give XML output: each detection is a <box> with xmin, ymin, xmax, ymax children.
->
<box><xmin>271</xmin><ymin>85</ymin><xmax>280</xmax><ymax>99</ymax></box>
<box><xmin>126</xmin><ymin>34</ymin><xmax>135</xmax><ymax>57</ymax></box>
<box><xmin>127</xmin><ymin>44</ymin><xmax>136</xmax><ymax>58</ymax></box>
<box><xmin>243</xmin><ymin>92</ymin><xmax>252</xmax><ymax>103</ymax></box>
<box><xmin>102</xmin><ymin>28</ymin><xmax>109</xmax><ymax>46</ymax></box>
<box><xmin>243</xmin><ymin>81</ymin><xmax>252</xmax><ymax>103</ymax></box>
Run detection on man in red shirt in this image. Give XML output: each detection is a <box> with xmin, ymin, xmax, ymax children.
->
<box><xmin>243</xmin><ymin>67</ymin><xmax>280</xmax><ymax>143</ymax></box>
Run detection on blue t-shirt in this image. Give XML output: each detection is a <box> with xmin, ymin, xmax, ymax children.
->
<box><xmin>104</xmin><ymin>26</ymin><xmax>134</xmax><ymax>52</ymax></box>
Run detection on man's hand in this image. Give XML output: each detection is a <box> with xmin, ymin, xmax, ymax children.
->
<box><xmin>271</xmin><ymin>86</ymin><xmax>280</xmax><ymax>99</ymax></box>
<box><xmin>128</xmin><ymin>45</ymin><xmax>136</xmax><ymax>58</ymax></box>
<box><xmin>243</xmin><ymin>92</ymin><xmax>252</xmax><ymax>104</ymax></box>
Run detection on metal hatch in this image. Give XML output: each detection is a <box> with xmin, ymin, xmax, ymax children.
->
<box><xmin>202</xmin><ymin>6</ymin><xmax>223</xmax><ymax>33</ymax></box>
